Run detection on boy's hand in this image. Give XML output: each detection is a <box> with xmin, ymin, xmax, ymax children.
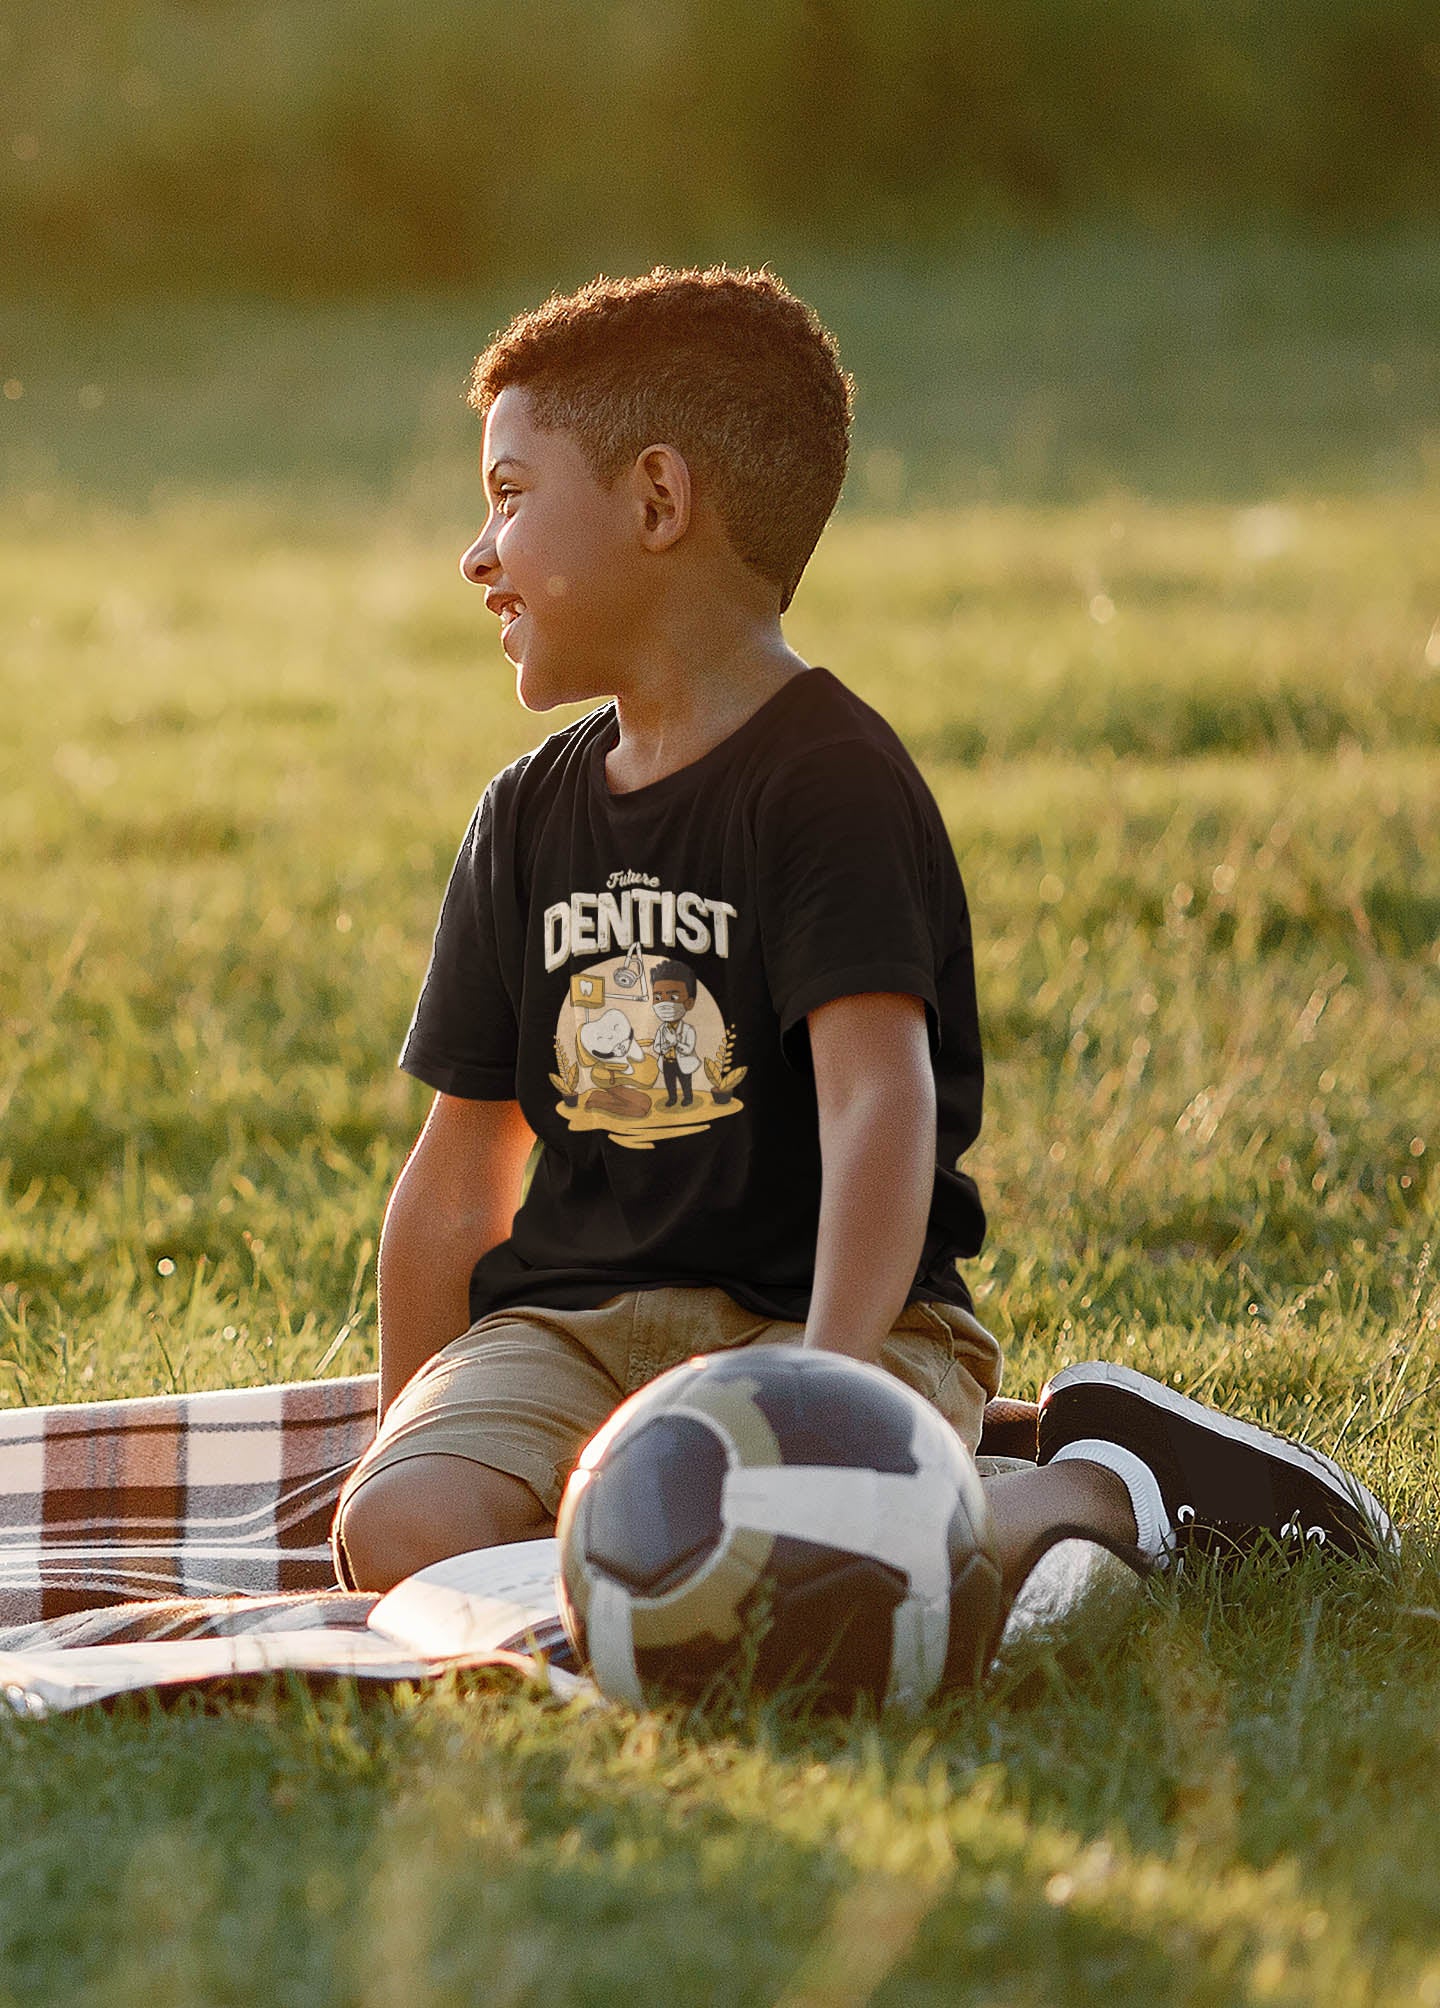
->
<box><xmin>804</xmin><ymin>991</ymin><xmax>935</xmax><ymax>1365</ymax></box>
<box><xmin>377</xmin><ymin>1092</ymin><xmax>535</xmax><ymax>1416</ymax></box>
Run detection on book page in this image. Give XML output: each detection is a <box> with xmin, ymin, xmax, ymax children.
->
<box><xmin>368</xmin><ymin>1537</ymin><xmax>563</xmax><ymax>1658</ymax></box>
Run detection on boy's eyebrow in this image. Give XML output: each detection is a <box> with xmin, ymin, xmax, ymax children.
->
<box><xmin>485</xmin><ymin>455</ymin><xmax>529</xmax><ymax>483</ymax></box>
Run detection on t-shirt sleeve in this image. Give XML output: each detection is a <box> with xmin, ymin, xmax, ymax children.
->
<box><xmin>753</xmin><ymin>740</ymin><xmax>943</xmax><ymax>1069</ymax></box>
<box><xmin>399</xmin><ymin>789</ymin><xmax>520</xmax><ymax>1099</ymax></box>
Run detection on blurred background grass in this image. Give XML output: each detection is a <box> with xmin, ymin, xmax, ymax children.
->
<box><xmin>4</xmin><ymin>232</ymin><xmax>1440</xmax><ymax>523</ymax></box>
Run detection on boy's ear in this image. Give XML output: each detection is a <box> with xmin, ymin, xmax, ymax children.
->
<box><xmin>631</xmin><ymin>444</ymin><xmax>691</xmax><ymax>554</ymax></box>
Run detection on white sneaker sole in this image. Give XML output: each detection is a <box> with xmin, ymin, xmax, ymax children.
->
<box><xmin>1043</xmin><ymin>1361</ymin><xmax>1400</xmax><ymax>1558</ymax></box>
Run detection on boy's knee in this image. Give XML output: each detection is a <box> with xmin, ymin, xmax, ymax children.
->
<box><xmin>334</xmin><ymin>1453</ymin><xmax>549</xmax><ymax>1592</ymax></box>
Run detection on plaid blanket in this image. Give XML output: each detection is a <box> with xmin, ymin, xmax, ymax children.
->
<box><xmin>0</xmin><ymin>1370</ymin><xmax>1038</xmax><ymax>1653</ymax></box>
<box><xmin>0</xmin><ymin>1374</ymin><xmax>377</xmax><ymax>1630</ymax></box>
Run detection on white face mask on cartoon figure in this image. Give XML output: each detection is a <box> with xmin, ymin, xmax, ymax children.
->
<box><xmin>653</xmin><ymin>998</ymin><xmax>685</xmax><ymax>1023</ymax></box>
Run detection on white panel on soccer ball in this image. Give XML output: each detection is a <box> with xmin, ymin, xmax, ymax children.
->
<box><xmin>585</xmin><ymin>1575</ymin><xmax>644</xmax><ymax>1707</ymax></box>
<box><xmin>885</xmin><ymin>1591</ymin><xmax>952</xmax><ymax>1712</ymax></box>
<box><xmin>720</xmin><ymin>1465</ymin><xmax>955</xmax><ymax>1602</ymax></box>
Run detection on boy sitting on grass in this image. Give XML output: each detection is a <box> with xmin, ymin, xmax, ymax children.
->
<box><xmin>333</xmin><ymin>267</ymin><xmax>1394</xmax><ymax>1614</ymax></box>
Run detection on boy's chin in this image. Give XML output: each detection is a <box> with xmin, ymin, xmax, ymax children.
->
<box><xmin>514</xmin><ymin>651</ymin><xmax>607</xmax><ymax>714</ymax></box>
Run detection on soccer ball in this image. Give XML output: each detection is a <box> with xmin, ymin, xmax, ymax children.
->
<box><xmin>556</xmin><ymin>1344</ymin><xmax>1004</xmax><ymax>1712</ymax></box>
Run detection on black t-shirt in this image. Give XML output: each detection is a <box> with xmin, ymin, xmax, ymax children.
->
<box><xmin>401</xmin><ymin>666</ymin><xmax>987</xmax><ymax>1326</ymax></box>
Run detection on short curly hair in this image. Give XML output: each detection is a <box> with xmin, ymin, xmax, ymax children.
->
<box><xmin>468</xmin><ymin>266</ymin><xmax>853</xmax><ymax>612</ymax></box>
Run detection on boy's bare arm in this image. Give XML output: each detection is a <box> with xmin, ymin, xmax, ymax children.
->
<box><xmin>376</xmin><ymin>1091</ymin><xmax>535</xmax><ymax>1416</ymax></box>
<box><xmin>804</xmin><ymin>991</ymin><xmax>936</xmax><ymax>1364</ymax></box>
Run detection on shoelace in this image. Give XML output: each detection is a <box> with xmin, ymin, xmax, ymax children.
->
<box><xmin>1174</xmin><ymin>1502</ymin><xmax>1329</xmax><ymax>1545</ymax></box>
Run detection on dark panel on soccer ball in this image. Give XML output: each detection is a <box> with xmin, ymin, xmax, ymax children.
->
<box><xmin>701</xmin><ymin>1350</ymin><xmax>918</xmax><ymax>1474</ymax></box>
<box><xmin>584</xmin><ymin>1414</ymin><xmax>727</xmax><ymax>1597</ymax></box>
<box><xmin>632</xmin><ymin>1537</ymin><xmax>910</xmax><ymax>1706</ymax></box>
<box><xmin>749</xmin><ymin>1540</ymin><xmax>909</xmax><ymax>1704</ymax></box>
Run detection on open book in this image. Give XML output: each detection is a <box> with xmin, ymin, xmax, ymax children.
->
<box><xmin>0</xmin><ymin>1540</ymin><xmax>588</xmax><ymax>1718</ymax></box>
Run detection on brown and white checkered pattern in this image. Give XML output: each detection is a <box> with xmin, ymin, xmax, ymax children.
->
<box><xmin>0</xmin><ymin>1375</ymin><xmax>378</xmax><ymax>1627</ymax></box>
<box><xmin>0</xmin><ymin>1369</ymin><xmax>1038</xmax><ymax>1651</ymax></box>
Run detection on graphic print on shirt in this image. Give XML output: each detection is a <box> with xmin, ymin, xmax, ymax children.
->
<box><xmin>550</xmin><ymin>954</ymin><xmax>746</xmax><ymax>1149</ymax></box>
<box><xmin>538</xmin><ymin>875</ymin><xmax>743</xmax><ymax>1148</ymax></box>
<box><xmin>544</xmin><ymin>874</ymin><xmax>747</xmax><ymax>1148</ymax></box>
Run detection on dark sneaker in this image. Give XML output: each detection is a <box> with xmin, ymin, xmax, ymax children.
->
<box><xmin>1037</xmin><ymin>1362</ymin><xmax>1399</xmax><ymax>1564</ymax></box>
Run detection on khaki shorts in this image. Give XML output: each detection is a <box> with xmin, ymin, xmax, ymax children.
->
<box><xmin>334</xmin><ymin>1287</ymin><xmax>1003</xmax><ymax>1569</ymax></box>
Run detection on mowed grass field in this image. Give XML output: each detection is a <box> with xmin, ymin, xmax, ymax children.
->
<box><xmin>3</xmin><ymin>277</ymin><xmax>1440</xmax><ymax>2002</ymax></box>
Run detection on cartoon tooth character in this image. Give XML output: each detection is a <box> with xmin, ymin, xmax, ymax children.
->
<box><xmin>649</xmin><ymin>959</ymin><xmax>701</xmax><ymax>1108</ymax></box>
<box><xmin>576</xmin><ymin>1007</ymin><xmax>655</xmax><ymax>1119</ymax></box>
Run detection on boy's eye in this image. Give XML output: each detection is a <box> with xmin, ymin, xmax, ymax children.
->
<box><xmin>495</xmin><ymin>486</ymin><xmax>519</xmax><ymax>515</ymax></box>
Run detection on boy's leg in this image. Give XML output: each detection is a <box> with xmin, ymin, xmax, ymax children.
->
<box><xmin>337</xmin><ymin>1456</ymin><xmax>550</xmax><ymax>1592</ymax></box>
<box><xmin>977</xmin><ymin>1395</ymin><xmax>1041</xmax><ymax>1461</ymax></box>
<box><xmin>333</xmin><ymin>1303</ymin><xmax>635</xmax><ymax>1592</ymax></box>
<box><xmin>337</xmin><ymin>1292</ymin><xmax>1007</xmax><ymax>1591</ymax></box>
<box><xmin>338</xmin><ymin>1296</ymin><xmax>1394</xmax><ymax>1599</ymax></box>
<box><xmin>829</xmin><ymin>1301</ymin><xmax>1116</xmax><ymax>1598</ymax></box>
<box><xmin>982</xmin><ymin>1460</ymin><xmax>1139</xmax><ymax>1598</ymax></box>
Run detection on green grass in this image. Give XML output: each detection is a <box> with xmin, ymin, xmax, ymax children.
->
<box><xmin>1</xmin><ymin>274</ymin><xmax>1439</xmax><ymax>2003</ymax></box>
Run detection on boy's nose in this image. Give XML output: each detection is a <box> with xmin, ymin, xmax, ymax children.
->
<box><xmin>459</xmin><ymin>532</ymin><xmax>496</xmax><ymax>585</ymax></box>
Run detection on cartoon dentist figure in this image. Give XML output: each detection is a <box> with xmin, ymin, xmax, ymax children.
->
<box><xmin>649</xmin><ymin>959</ymin><xmax>702</xmax><ymax>1108</ymax></box>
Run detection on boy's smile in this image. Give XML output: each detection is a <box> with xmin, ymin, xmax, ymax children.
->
<box><xmin>460</xmin><ymin>386</ymin><xmax>646</xmax><ymax>713</ymax></box>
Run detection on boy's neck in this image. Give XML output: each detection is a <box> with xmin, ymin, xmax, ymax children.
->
<box><xmin>603</xmin><ymin>627</ymin><xmax>811</xmax><ymax>795</ymax></box>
